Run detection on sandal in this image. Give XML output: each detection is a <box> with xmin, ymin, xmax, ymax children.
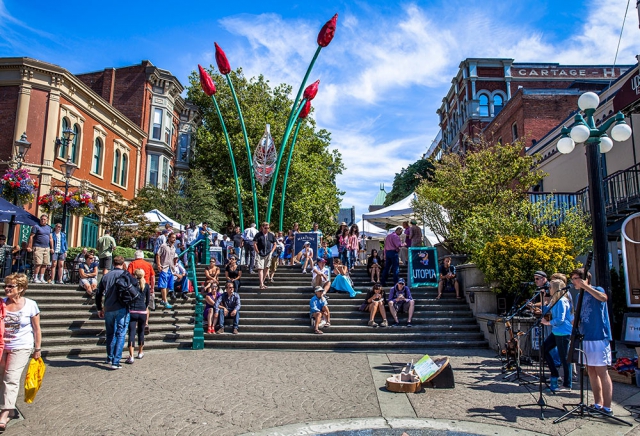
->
<box><xmin>314</xmin><ymin>329</ymin><xmax>323</xmax><ymax>334</ymax></box>
<box><xmin>456</xmin><ymin>296</ymin><xmax>463</xmax><ymax>300</ymax></box>
<box><xmin>144</xmin><ymin>325</ymin><xmax>150</xmax><ymax>335</ymax></box>
<box><xmin>324</xmin><ymin>322</ymin><xmax>331</xmax><ymax>328</ymax></box>
<box><xmin>436</xmin><ymin>295</ymin><xmax>442</xmax><ymax>300</ymax></box>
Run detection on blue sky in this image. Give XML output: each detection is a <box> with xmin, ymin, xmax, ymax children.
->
<box><xmin>1</xmin><ymin>0</ymin><xmax>639</xmax><ymax>219</ymax></box>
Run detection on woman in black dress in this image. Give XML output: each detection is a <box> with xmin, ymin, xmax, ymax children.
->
<box><xmin>225</xmin><ymin>256</ymin><xmax>242</xmax><ymax>292</ymax></box>
<box><xmin>367</xmin><ymin>249</ymin><xmax>382</xmax><ymax>283</ymax></box>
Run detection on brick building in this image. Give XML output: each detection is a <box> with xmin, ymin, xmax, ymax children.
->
<box><xmin>76</xmin><ymin>61</ymin><xmax>199</xmax><ymax>188</ymax></box>
<box><xmin>0</xmin><ymin>58</ymin><xmax>199</xmax><ymax>248</ymax></box>
<box><xmin>433</xmin><ymin>58</ymin><xmax>632</xmax><ymax>156</ymax></box>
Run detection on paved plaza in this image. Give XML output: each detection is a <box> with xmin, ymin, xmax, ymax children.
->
<box><xmin>6</xmin><ymin>347</ymin><xmax>640</xmax><ymax>435</ymax></box>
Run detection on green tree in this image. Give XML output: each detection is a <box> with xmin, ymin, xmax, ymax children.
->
<box><xmin>384</xmin><ymin>158</ymin><xmax>434</xmax><ymax>206</ymax></box>
<box><xmin>187</xmin><ymin>68</ymin><xmax>344</xmax><ymax>233</ymax></box>
<box><xmin>99</xmin><ymin>193</ymin><xmax>156</xmax><ymax>248</ymax></box>
<box><xmin>135</xmin><ymin>168</ymin><xmax>225</xmax><ymax>231</ymax></box>
<box><xmin>413</xmin><ymin>139</ymin><xmax>591</xmax><ymax>259</ymax></box>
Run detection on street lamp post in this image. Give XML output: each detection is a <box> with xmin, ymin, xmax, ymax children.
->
<box><xmin>59</xmin><ymin>160</ymin><xmax>77</xmax><ymax>234</ymax></box>
<box><xmin>56</xmin><ymin>127</ymin><xmax>77</xmax><ymax>233</ymax></box>
<box><xmin>557</xmin><ymin>91</ymin><xmax>633</xmax><ymax>355</ymax></box>
<box><xmin>5</xmin><ymin>133</ymin><xmax>31</xmax><ymax>247</ymax></box>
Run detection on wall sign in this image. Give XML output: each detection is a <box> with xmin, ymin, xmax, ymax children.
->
<box><xmin>408</xmin><ymin>247</ymin><xmax>439</xmax><ymax>287</ymax></box>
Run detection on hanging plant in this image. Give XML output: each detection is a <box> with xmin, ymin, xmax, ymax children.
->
<box><xmin>0</xmin><ymin>168</ymin><xmax>38</xmax><ymax>205</ymax></box>
<box><xmin>37</xmin><ymin>188</ymin><xmax>65</xmax><ymax>213</ymax></box>
<box><xmin>67</xmin><ymin>190</ymin><xmax>95</xmax><ymax>217</ymax></box>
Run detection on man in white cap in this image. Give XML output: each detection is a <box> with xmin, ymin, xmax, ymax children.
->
<box><xmin>310</xmin><ymin>286</ymin><xmax>331</xmax><ymax>334</ymax></box>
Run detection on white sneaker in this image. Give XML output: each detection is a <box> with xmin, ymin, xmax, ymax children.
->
<box><xmin>33</xmin><ymin>278</ymin><xmax>42</xmax><ymax>284</ymax></box>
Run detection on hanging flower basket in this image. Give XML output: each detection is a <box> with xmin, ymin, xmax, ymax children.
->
<box><xmin>37</xmin><ymin>189</ymin><xmax>65</xmax><ymax>213</ymax></box>
<box><xmin>67</xmin><ymin>190</ymin><xmax>95</xmax><ymax>217</ymax></box>
<box><xmin>37</xmin><ymin>189</ymin><xmax>95</xmax><ymax>217</ymax></box>
<box><xmin>0</xmin><ymin>168</ymin><xmax>38</xmax><ymax>205</ymax></box>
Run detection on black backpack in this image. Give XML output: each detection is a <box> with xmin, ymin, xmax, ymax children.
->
<box><xmin>115</xmin><ymin>271</ymin><xmax>142</xmax><ymax>306</ymax></box>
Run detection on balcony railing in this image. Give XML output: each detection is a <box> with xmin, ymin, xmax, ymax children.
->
<box><xmin>529</xmin><ymin>162</ymin><xmax>640</xmax><ymax>225</ymax></box>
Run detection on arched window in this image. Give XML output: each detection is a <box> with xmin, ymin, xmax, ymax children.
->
<box><xmin>113</xmin><ymin>150</ymin><xmax>120</xmax><ymax>183</ymax></box>
<box><xmin>120</xmin><ymin>154</ymin><xmax>128</xmax><ymax>186</ymax></box>
<box><xmin>479</xmin><ymin>94</ymin><xmax>489</xmax><ymax>117</ymax></box>
<box><xmin>59</xmin><ymin>117</ymin><xmax>69</xmax><ymax>158</ymax></box>
<box><xmin>92</xmin><ymin>138</ymin><xmax>102</xmax><ymax>174</ymax></box>
<box><xmin>493</xmin><ymin>95</ymin><xmax>504</xmax><ymax>115</ymax></box>
<box><xmin>71</xmin><ymin>124</ymin><xmax>79</xmax><ymax>163</ymax></box>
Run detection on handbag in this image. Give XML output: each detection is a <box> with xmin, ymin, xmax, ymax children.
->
<box><xmin>24</xmin><ymin>358</ymin><xmax>46</xmax><ymax>403</ymax></box>
<box><xmin>358</xmin><ymin>302</ymin><xmax>367</xmax><ymax>311</ymax></box>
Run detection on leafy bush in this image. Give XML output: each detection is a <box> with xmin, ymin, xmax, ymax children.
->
<box><xmin>476</xmin><ymin>235</ymin><xmax>579</xmax><ymax>295</ymax></box>
<box><xmin>67</xmin><ymin>246</ymin><xmax>153</xmax><ymax>260</ymax></box>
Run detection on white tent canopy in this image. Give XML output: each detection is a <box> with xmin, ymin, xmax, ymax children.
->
<box><xmin>354</xmin><ymin>219</ymin><xmax>387</xmax><ymax>240</ymax></box>
<box><xmin>361</xmin><ymin>192</ymin><xmax>441</xmax><ymax>246</ymax></box>
<box><xmin>362</xmin><ymin>192</ymin><xmax>416</xmax><ymax>224</ymax></box>
<box><xmin>144</xmin><ymin>209</ymin><xmax>184</xmax><ymax>231</ymax></box>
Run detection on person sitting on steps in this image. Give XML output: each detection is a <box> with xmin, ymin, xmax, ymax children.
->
<box><xmin>361</xmin><ymin>283</ymin><xmax>388</xmax><ymax>327</ymax></box>
<box><xmin>309</xmin><ymin>286</ymin><xmax>330</xmax><ymax>334</ymax></box>
<box><xmin>311</xmin><ymin>258</ymin><xmax>331</xmax><ymax>295</ymax></box>
<box><xmin>437</xmin><ymin>255</ymin><xmax>462</xmax><ymax>300</ymax></box>
<box><xmin>388</xmin><ymin>278</ymin><xmax>415</xmax><ymax>327</ymax></box>
<box><xmin>299</xmin><ymin>241</ymin><xmax>314</xmax><ymax>274</ymax></box>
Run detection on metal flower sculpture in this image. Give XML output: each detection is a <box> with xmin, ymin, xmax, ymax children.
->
<box><xmin>253</xmin><ymin>125</ymin><xmax>277</xmax><ymax>187</ymax></box>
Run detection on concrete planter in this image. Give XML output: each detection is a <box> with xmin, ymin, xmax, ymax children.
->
<box><xmin>456</xmin><ymin>263</ymin><xmax>486</xmax><ymax>289</ymax></box>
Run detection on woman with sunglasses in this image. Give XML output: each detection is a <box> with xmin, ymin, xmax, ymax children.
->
<box><xmin>0</xmin><ymin>273</ymin><xmax>41</xmax><ymax>430</ymax></box>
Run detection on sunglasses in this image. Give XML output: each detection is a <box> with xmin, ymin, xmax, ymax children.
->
<box><xmin>4</xmin><ymin>284</ymin><xmax>17</xmax><ymax>289</ymax></box>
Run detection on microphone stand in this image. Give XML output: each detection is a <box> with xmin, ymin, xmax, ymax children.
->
<box><xmin>503</xmin><ymin>289</ymin><xmax>544</xmax><ymax>382</ymax></box>
<box><xmin>518</xmin><ymin>286</ymin><xmax>571</xmax><ymax>419</ymax></box>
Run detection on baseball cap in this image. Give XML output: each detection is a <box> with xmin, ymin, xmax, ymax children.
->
<box><xmin>304</xmin><ymin>241</ymin><xmax>310</xmax><ymax>246</ymax></box>
<box><xmin>317</xmin><ymin>258</ymin><xmax>327</xmax><ymax>263</ymax></box>
<box><xmin>314</xmin><ymin>286</ymin><xmax>324</xmax><ymax>293</ymax></box>
<box><xmin>534</xmin><ymin>271</ymin><xmax>547</xmax><ymax>278</ymax></box>
<box><xmin>397</xmin><ymin>278</ymin><xmax>406</xmax><ymax>284</ymax></box>
<box><xmin>410</xmin><ymin>219</ymin><xmax>417</xmax><ymax>225</ymax></box>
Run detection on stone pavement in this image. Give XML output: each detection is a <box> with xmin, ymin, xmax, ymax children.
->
<box><xmin>6</xmin><ymin>347</ymin><xmax>640</xmax><ymax>435</ymax></box>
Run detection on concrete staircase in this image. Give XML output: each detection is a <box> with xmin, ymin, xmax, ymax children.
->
<box><xmin>36</xmin><ymin>263</ymin><xmax>486</xmax><ymax>357</ymax></box>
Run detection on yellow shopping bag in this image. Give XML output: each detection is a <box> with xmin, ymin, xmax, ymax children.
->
<box><xmin>24</xmin><ymin>358</ymin><xmax>46</xmax><ymax>404</ymax></box>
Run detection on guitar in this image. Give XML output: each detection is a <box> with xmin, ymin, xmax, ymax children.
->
<box><xmin>503</xmin><ymin>321</ymin><xmax>520</xmax><ymax>362</ymax></box>
<box><xmin>567</xmin><ymin>251</ymin><xmax>594</xmax><ymax>364</ymax></box>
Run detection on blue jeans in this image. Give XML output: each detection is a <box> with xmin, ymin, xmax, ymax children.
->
<box><xmin>381</xmin><ymin>250</ymin><xmax>399</xmax><ymax>286</ymax></box>
<box><xmin>235</xmin><ymin>247</ymin><xmax>244</xmax><ymax>265</ymax></box>
<box><xmin>349</xmin><ymin>249</ymin><xmax>358</xmax><ymax>268</ymax></box>
<box><xmin>544</xmin><ymin>333</ymin><xmax>572</xmax><ymax>388</ymax></box>
<box><xmin>218</xmin><ymin>308</ymin><xmax>240</xmax><ymax>330</ymax></box>
<box><xmin>340</xmin><ymin>248</ymin><xmax>349</xmax><ymax>269</ymax></box>
<box><xmin>105</xmin><ymin>308</ymin><xmax>130</xmax><ymax>365</ymax></box>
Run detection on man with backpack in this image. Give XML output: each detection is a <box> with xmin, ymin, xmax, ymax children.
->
<box><xmin>96</xmin><ymin>256</ymin><xmax>130</xmax><ymax>370</ymax></box>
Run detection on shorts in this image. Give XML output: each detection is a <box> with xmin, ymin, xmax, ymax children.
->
<box><xmin>269</xmin><ymin>256</ymin><xmax>279</xmax><ymax>273</ymax></box>
<box><xmin>99</xmin><ymin>257</ymin><xmax>113</xmax><ymax>271</ymax></box>
<box><xmin>157</xmin><ymin>270</ymin><xmax>174</xmax><ymax>291</ymax></box>
<box><xmin>311</xmin><ymin>276</ymin><xmax>330</xmax><ymax>288</ymax></box>
<box><xmin>52</xmin><ymin>252</ymin><xmax>66</xmax><ymax>262</ymax></box>
<box><xmin>33</xmin><ymin>247</ymin><xmax>50</xmax><ymax>265</ymax></box>
<box><xmin>80</xmin><ymin>278</ymin><xmax>97</xmax><ymax>287</ymax></box>
<box><xmin>580</xmin><ymin>339</ymin><xmax>612</xmax><ymax>366</ymax></box>
<box><xmin>255</xmin><ymin>254</ymin><xmax>269</xmax><ymax>270</ymax></box>
<box><xmin>392</xmin><ymin>301</ymin><xmax>413</xmax><ymax>313</ymax></box>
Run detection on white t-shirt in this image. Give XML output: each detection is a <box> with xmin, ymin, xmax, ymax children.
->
<box><xmin>4</xmin><ymin>298</ymin><xmax>39</xmax><ymax>350</ymax></box>
<box><xmin>312</xmin><ymin>266</ymin><xmax>330</xmax><ymax>282</ymax></box>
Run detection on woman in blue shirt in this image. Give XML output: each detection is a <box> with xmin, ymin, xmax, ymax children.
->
<box><xmin>541</xmin><ymin>279</ymin><xmax>574</xmax><ymax>392</ymax></box>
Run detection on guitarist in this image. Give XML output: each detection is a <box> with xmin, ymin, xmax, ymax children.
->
<box><xmin>569</xmin><ymin>268</ymin><xmax>613</xmax><ymax>416</ymax></box>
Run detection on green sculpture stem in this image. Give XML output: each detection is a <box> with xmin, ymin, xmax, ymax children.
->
<box><xmin>211</xmin><ymin>95</ymin><xmax>244</xmax><ymax>232</ymax></box>
<box><xmin>266</xmin><ymin>100</ymin><xmax>307</xmax><ymax>224</ymax></box>
<box><xmin>226</xmin><ymin>74</ymin><xmax>259</xmax><ymax>224</ymax></box>
<box><xmin>266</xmin><ymin>45</ymin><xmax>323</xmax><ymax>223</ymax></box>
<box><xmin>279</xmin><ymin>119</ymin><xmax>303</xmax><ymax>230</ymax></box>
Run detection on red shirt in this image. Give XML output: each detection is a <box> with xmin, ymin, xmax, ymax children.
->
<box><xmin>127</xmin><ymin>259</ymin><xmax>155</xmax><ymax>282</ymax></box>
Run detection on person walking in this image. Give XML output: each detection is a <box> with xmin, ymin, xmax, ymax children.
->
<box><xmin>380</xmin><ymin>227</ymin><xmax>403</xmax><ymax>287</ymax></box>
<box><xmin>0</xmin><ymin>273</ymin><xmax>40</xmax><ymax>430</ymax></box>
<box><xmin>26</xmin><ymin>215</ymin><xmax>53</xmax><ymax>284</ymax></box>
<box><xmin>127</xmin><ymin>250</ymin><xmax>156</xmax><ymax>334</ymax></box>
<box><xmin>96</xmin><ymin>256</ymin><xmax>129</xmax><ymax>369</ymax></box>
<box><xmin>155</xmin><ymin>232</ymin><xmax>176</xmax><ymax>309</ymax></box>
<box><xmin>125</xmin><ymin>269</ymin><xmax>150</xmax><ymax>364</ymax></box>
<box><xmin>242</xmin><ymin>223</ymin><xmax>258</xmax><ymax>273</ymax></box>
<box><xmin>51</xmin><ymin>223</ymin><xmax>68</xmax><ymax>284</ymax></box>
<box><xmin>253</xmin><ymin>223</ymin><xmax>276</xmax><ymax>290</ymax></box>
<box><xmin>96</xmin><ymin>229</ymin><xmax>117</xmax><ymax>276</ymax></box>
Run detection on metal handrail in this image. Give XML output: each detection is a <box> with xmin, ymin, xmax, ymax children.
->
<box><xmin>177</xmin><ymin>237</ymin><xmax>209</xmax><ymax>350</ymax></box>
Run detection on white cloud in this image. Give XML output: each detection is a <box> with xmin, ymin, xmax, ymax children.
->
<box><xmin>208</xmin><ymin>0</ymin><xmax>640</xmax><ymax>215</ymax></box>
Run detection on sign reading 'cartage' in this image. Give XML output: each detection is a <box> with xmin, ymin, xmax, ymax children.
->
<box><xmin>408</xmin><ymin>247</ymin><xmax>439</xmax><ymax>287</ymax></box>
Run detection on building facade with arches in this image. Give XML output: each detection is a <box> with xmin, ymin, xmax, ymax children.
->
<box><xmin>434</xmin><ymin>58</ymin><xmax>632</xmax><ymax>156</ymax></box>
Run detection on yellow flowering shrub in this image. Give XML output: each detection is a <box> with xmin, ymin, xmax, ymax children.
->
<box><xmin>476</xmin><ymin>235</ymin><xmax>579</xmax><ymax>295</ymax></box>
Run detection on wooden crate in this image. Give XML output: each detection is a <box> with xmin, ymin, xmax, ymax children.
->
<box><xmin>608</xmin><ymin>369</ymin><xmax>635</xmax><ymax>385</ymax></box>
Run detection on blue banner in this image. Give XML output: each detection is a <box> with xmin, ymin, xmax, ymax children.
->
<box><xmin>294</xmin><ymin>232</ymin><xmax>319</xmax><ymax>261</ymax></box>
<box><xmin>408</xmin><ymin>247</ymin><xmax>439</xmax><ymax>287</ymax></box>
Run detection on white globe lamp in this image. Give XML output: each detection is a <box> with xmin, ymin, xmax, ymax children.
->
<box><xmin>570</xmin><ymin>124</ymin><xmax>591</xmax><ymax>143</ymax></box>
<box><xmin>557</xmin><ymin>136</ymin><xmax>575</xmax><ymax>154</ymax></box>
<box><xmin>577</xmin><ymin>92</ymin><xmax>600</xmax><ymax>111</ymax></box>
<box><xmin>611</xmin><ymin>123</ymin><xmax>633</xmax><ymax>142</ymax></box>
<box><xmin>599</xmin><ymin>136</ymin><xmax>613</xmax><ymax>153</ymax></box>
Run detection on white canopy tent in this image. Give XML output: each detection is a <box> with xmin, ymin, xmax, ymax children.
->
<box><xmin>361</xmin><ymin>193</ymin><xmax>441</xmax><ymax>246</ymax></box>
<box><xmin>144</xmin><ymin>209</ymin><xmax>185</xmax><ymax>231</ymax></box>
<box><xmin>354</xmin><ymin>219</ymin><xmax>387</xmax><ymax>240</ymax></box>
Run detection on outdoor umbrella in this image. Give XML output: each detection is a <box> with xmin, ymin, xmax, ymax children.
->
<box><xmin>0</xmin><ymin>197</ymin><xmax>38</xmax><ymax>226</ymax></box>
